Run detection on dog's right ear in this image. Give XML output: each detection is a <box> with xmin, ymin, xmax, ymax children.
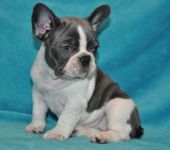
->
<box><xmin>32</xmin><ymin>3</ymin><xmax>61</xmax><ymax>41</ymax></box>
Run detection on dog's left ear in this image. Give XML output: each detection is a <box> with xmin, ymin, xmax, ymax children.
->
<box><xmin>86</xmin><ymin>5</ymin><xmax>111</xmax><ymax>31</ymax></box>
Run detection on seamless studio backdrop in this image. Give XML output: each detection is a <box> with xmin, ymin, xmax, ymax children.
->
<box><xmin>0</xmin><ymin>0</ymin><xmax>170</xmax><ymax>150</ymax></box>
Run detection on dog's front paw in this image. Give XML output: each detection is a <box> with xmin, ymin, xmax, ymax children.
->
<box><xmin>43</xmin><ymin>129</ymin><xmax>67</xmax><ymax>140</ymax></box>
<box><xmin>90</xmin><ymin>132</ymin><xmax>109</xmax><ymax>144</ymax></box>
<box><xmin>25</xmin><ymin>122</ymin><xmax>45</xmax><ymax>134</ymax></box>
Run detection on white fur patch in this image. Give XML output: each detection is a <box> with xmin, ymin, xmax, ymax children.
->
<box><xmin>77</xmin><ymin>26</ymin><xmax>87</xmax><ymax>52</ymax></box>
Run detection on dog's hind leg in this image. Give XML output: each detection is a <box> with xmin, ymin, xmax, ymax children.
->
<box><xmin>90</xmin><ymin>98</ymin><xmax>143</xmax><ymax>143</ymax></box>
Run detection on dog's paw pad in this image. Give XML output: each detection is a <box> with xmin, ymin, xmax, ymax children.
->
<box><xmin>90</xmin><ymin>134</ymin><xmax>108</xmax><ymax>144</ymax></box>
<box><xmin>43</xmin><ymin>130</ymin><xmax>66</xmax><ymax>140</ymax></box>
<box><xmin>25</xmin><ymin>123</ymin><xmax>45</xmax><ymax>134</ymax></box>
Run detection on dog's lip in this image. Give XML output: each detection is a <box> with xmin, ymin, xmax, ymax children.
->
<box><xmin>51</xmin><ymin>74</ymin><xmax>59</xmax><ymax>80</ymax></box>
<box><xmin>77</xmin><ymin>73</ymin><xmax>87</xmax><ymax>78</ymax></box>
<box><xmin>54</xmin><ymin>72</ymin><xmax>87</xmax><ymax>80</ymax></box>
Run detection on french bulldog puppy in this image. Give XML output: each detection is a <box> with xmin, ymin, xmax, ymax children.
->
<box><xmin>26</xmin><ymin>3</ymin><xmax>143</xmax><ymax>143</ymax></box>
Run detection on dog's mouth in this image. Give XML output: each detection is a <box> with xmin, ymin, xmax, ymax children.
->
<box><xmin>54</xmin><ymin>69</ymin><xmax>87</xmax><ymax>80</ymax></box>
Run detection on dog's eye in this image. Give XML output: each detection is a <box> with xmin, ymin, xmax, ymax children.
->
<box><xmin>88</xmin><ymin>44</ymin><xmax>99</xmax><ymax>54</ymax></box>
<box><xmin>89</xmin><ymin>45</ymin><xmax>94</xmax><ymax>51</ymax></box>
<box><xmin>59</xmin><ymin>44</ymin><xmax>72</xmax><ymax>53</ymax></box>
<box><xmin>88</xmin><ymin>41</ymin><xmax>99</xmax><ymax>53</ymax></box>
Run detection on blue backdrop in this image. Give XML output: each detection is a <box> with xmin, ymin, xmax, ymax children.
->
<box><xmin>0</xmin><ymin>0</ymin><xmax>170</xmax><ymax>149</ymax></box>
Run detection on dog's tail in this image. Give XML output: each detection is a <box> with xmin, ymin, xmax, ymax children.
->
<box><xmin>134</xmin><ymin>126</ymin><xmax>144</xmax><ymax>139</ymax></box>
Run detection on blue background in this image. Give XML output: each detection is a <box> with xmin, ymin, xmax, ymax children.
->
<box><xmin>0</xmin><ymin>0</ymin><xmax>170</xmax><ymax>149</ymax></box>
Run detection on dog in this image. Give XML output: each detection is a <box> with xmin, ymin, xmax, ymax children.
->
<box><xmin>25</xmin><ymin>3</ymin><xmax>144</xmax><ymax>143</ymax></box>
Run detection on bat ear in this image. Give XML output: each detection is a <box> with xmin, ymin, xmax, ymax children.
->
<box><xmin>32</xmin><ymin>3</ymin><xmax>61</xmax><ymax>40</ymax></box>
<box><xmin>86</xmin><ymin>5</ymin><xmax>111</xmax><ymax>31</ymax></box>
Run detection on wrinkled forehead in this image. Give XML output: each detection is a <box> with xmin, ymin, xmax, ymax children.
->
<box><xmin>50</xmin><ymin>17</ymin><xmax>96</xmax><ymax>44</ymax></box>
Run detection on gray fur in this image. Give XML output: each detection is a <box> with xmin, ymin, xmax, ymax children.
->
<box><xmin>87</xmin><ymin>68</ymin><xmax>129</xmax><ymax>112</ymax></box>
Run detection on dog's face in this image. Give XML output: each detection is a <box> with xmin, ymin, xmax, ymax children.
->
<box><xmin>32</xmin><ymin>3</ymin><xmax>110</xmax><ymax>79</ymax></box>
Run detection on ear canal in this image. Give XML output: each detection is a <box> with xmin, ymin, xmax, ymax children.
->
<box><xmin>86</xmin><ymin>5</ymin><xmax>111</xmax><ymax>31</ymax></box>
<box><xmin>32</xmin><ymin>3</ymin><xmax>61</xmax><ymax>40</ymax></box>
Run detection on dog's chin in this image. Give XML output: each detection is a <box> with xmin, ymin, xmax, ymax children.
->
<box><xmin>57</xmin><ymin>69</ymin><xmax>96</xmax><ymax>80</ymax></box>
<box><xmin>60</xmin><ymin>67</ymin><xmax>96</xmax><ymax>80</ymax></box>
<box><xmin>48</xmin><ymin>69</ymin><xmax>87</xmax><ymax>80</ymax></box>
<box><xmin>52</xmin><ymin>66</ymin><xmax>96</xmax><ymax>80</ymax></box>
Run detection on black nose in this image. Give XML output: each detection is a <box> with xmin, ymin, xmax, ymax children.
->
<box><xmin>79</xmin><ymin>55</ymin><xmax>91</xmax><ymax>67</ymax></box>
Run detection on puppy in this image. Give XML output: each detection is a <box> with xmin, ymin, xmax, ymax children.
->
<box><xmin>26</xmin><ymin>3</ymin><xmax>144</xmax><ymax>143</ymax></box>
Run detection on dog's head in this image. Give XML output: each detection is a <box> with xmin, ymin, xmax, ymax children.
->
<box><xmin>32</xmin><ymin>3</ymin><xmax>111</xmax><ymax>79</ymax></box>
